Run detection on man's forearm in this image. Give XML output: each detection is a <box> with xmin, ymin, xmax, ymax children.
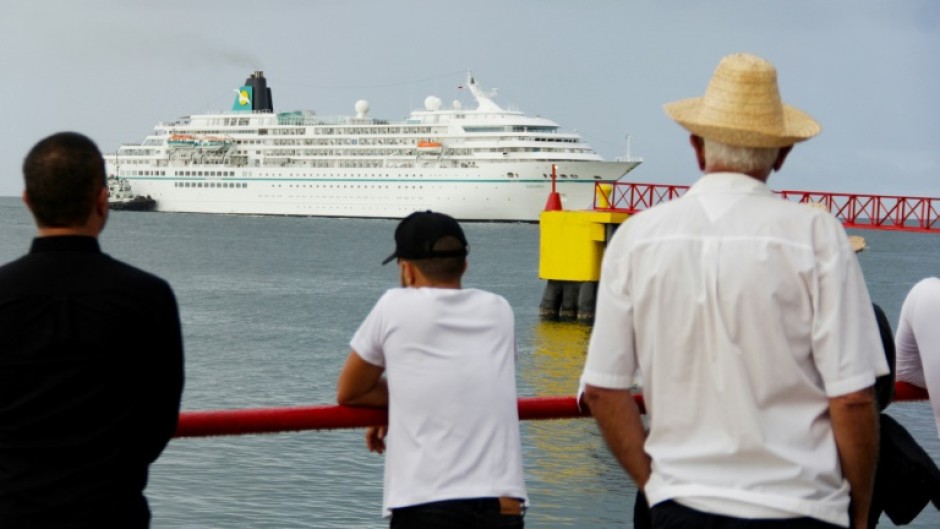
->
<box><xmin>830</xmin><ymin>388</ymin><xmax>879</xmax><ymax>529</ymax></box>
<box><xmin>336</xmin><ymin>352</ymin><xmax>388</xmax><ymax>407</ymax></box>
<box><xmin>583</xmin><ymin>384</ymin><xmax>651</xmax><ymax>487</ymax></box>
<box><xmin>340</xmin><ymin>377</ymin><xmax>389</xmax><ymax>407</ymax></box>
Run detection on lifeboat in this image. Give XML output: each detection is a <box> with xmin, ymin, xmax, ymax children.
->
<box><xmin>194</xmin><ymin>136</ymin><xmax>234</xmax><ymax>151</ymax></box>
<box><xmin>168</xmin><ymin>134</ymin><xmax>197</xmax><ymax>149</ymax></box>
<box><xmin>417</xmin><ymin>140</ymin><xmax>444</xmax><ymax>154</ymax></box>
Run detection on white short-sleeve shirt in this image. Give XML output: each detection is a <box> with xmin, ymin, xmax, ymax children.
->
<box><xmin>581</xmin><ymin>172</ymin><xmax>888</xmax><ymax>527</ymax></box>
<box><xmin>896</xmin><ymin>277</ymin><xmax>940</xmax><ymax>436</ymax></box>
<box><xmin>351</xmin><ymin>287</ymin><xmax>527</xmax><ymax>516</ymax></box>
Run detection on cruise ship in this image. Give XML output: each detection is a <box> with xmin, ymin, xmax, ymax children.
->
<box><xmin>104</xmin><ymin>71</ymin><xmax>641</xmax><ymax>221</ymax></box>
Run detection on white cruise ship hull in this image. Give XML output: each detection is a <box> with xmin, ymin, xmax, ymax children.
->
<box><xmin>123</xmin><ymin>161</ymin><xmax>638</xmax><ymax>222</ymax></box>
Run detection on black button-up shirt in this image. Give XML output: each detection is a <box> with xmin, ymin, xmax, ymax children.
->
<box><xmin>0</xmin><ymin>236</ymin><xmax>184</xmax><ymax>528</ymax></box>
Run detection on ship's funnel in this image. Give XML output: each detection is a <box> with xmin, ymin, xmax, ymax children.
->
<box><xmin>245</xmin><ymin>71</ymin><xmax>274</xmax><ymax>112</ymax></box>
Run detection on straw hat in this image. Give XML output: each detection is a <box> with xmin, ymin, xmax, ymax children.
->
<box><xmin>664</xmin><ymin>53</ymin><xmax>821</xmax><ymax>148</ymax></box>
<box><xmin>848</xmin><ymin>235</ymin><xmax>866</xmax><ymax>253</ymax></box>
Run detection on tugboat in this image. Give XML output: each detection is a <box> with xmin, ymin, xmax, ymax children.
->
<box><xmin>107</xmin><ymin>176</ymin><xmax>156</xmax><ymax>212</ymax></box>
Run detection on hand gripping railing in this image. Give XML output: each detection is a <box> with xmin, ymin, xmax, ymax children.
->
<box><xmin>175</xmin><ymin>385</ymin><xmax>927</xmax><ymax>438</ymax></box>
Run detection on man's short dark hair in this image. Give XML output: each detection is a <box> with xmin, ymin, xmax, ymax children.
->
<box><xmin>23</xmin><ymin>132</ymin><xmax>106</xmax><ymax>227</ymax></box>
<box><xmin>408</xmin><ymin>236</ymin><xmax>466</xmax><ymax>282</ymax></box>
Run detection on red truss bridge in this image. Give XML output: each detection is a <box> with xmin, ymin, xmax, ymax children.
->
<box><xmin>594</xmin><ymin>182</ymin><xmax>940</xmax><ymax>233</ymax></box>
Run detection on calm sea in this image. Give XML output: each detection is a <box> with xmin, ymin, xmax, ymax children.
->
<box><xmin>0</xmin><ymin>195</ymin><xmax>937</xmax><ymax>528</ymax></box>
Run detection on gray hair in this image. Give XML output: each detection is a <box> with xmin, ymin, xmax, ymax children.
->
<box><xmin>703</xmin><ymin>138</ymin><xmax>780</xmax><ymax>174</ymax></box>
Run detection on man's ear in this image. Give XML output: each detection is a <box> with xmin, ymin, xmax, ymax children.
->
<box><xmin>399</xmin><ymin>260</ymin><xmax>415</xmax><ymax>287</ymax></box>
<box><xmin>773</xmin><ymin>146</ymin><xmax>793</xmax><ymax>172</ymax></box>
<box><xmin>690</xmin><ymin>135</ymin><xmax>706</xmax><ymax>171</ymax></box>
<box><xmin>96</xmin><ymin>186</ymin><xmax>109</xmax><ymax>216</ymax></box>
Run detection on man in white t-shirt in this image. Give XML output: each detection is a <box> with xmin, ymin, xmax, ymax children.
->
<box><xmin>896</xmin><ymin>277</ymin><xmax>940</xmax><ymax>436</ymax></box>
<box><xmin>580</xmin><ymin>53</ymin><xmax>888</xmax><ymax>529</ymax></box>
<box><xmin>337</xmin><ymin>210</ymin><xmax>527</xmax><ymax>529</ymax></box>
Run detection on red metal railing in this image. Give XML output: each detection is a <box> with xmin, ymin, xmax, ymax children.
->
<box><xmin>175</xmin><ymin>387</ymin><xmax>927</xmax><ymax>438</ymax></box>
<box><xmin>176</xmin><ymin>396</ymin><xmax>595</xmax><ymax>438</ymax></box>
<box><xmin>594</xmin><ymin>182</ymin><xmax>940</xmax><ymax>233</ymax></box>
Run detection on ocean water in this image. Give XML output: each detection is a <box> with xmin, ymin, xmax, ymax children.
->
<box><xmin>0</xmin><ymin>195</ymin><xmax>938</xmax><ymax>528</ymax></box>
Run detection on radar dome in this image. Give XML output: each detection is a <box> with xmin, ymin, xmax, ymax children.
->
<box><xmin>424</xmin><ymin>96</ymin><xmax>442</xmax><ymax>111</ymax></box>
<box><xmin>355</xmin><ymin>100</ymin><xmax>369</xmax><ymax>118</ymax></box>
<box><xmin>452</xmin><ymin>100</ymin><xmax>463</xmax><ymax>110</ymax></box>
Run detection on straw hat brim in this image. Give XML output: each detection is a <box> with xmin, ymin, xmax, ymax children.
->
<box><xmin>665</xmin><ymin>97</ymin><xmax>821</xmax><ymax>148</ymax></box>
<box><xmin>849</xmin><ymin>235</ymin><xmax>866</xmax><ymax>253</ymax></box>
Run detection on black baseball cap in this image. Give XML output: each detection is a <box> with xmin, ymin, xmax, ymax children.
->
<box><xmin>381</xmin><ymin>210</ymin><xmax>469</xmax><ymax>265</ymax></box>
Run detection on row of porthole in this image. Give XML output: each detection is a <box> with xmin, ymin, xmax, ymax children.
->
<box><xmin>256</xmin><ymin>173</ymin><xmax>464</xmax><ymax>179</ymax></box>
<box><xmin>172</xmin><ymin>171</ymin><xmax>237</xmax><ymax>177</ymax></box>
<box><xmin>541</xmin><ymin>174</ymin><xmax>605</xmax><ymax>180</ymax></box>
<box><xmin>271</xmin><ymin>184</ymin><xmax>425</xmax><ymax>190</ymax></box>
<box><xmin>173</xmin><ymin>182</ymin><xmax>247</xmax><ymax>188</ymax></box>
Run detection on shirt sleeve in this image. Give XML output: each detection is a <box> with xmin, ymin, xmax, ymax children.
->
<box><xmin>895</xmin><ymin>287</ymin><xmax>926</xmax><ymax>388</ymax></box>
<box><xmin>895</xmin><ymin>278</ymin><xmax>940</xmax><ymax>436</ymax></box>
<box><xmin>349</xmin><ymin>292</ymin><xmax>390</xmax><ymax>368</ymax></box>
<box><xmin>811</xmin><ymin>219</ymin><xmax>890</xmax><ymax>397</ymax></box>
<box><xmin>580</xmin><ymin>230</ymin><xmax>637</xmax><ymax>390</ymax></box>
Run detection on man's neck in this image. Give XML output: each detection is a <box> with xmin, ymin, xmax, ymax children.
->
<box><xmin>35</xmin><ymin>226</ymin><xmax>99</xmax><ymax>238</ymax></box>
<box><xmin>410</xmin><ymin>280</ymin><xmax>462</xmax><ymax>289</ymax></box>
<box><xmin>704</xmin><ymin>167</ymin><xmax>770</xmax><ymax>183</ymax></box>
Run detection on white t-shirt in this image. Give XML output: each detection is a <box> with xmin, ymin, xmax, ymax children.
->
<box><xmin>581</xmin><ymin>173</ymin><xmax>888</xmax><ymax>527</ymax></box>
<box><xmin>350</xmin><ymin>287</ymin><xmax>527</xmax><ymax>516</ymax></box>
<box><xmin>896</xmin><ymin>277</ymin><xmax>940</xmax><ymax>436</ymax></box>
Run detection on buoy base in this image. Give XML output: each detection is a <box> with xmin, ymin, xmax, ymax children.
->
<box><xmin>539</xmin><ymin>280</ymin><xmax>597</xmax><ymax>323</ymax></box>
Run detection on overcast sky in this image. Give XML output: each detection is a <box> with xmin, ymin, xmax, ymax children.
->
<box><xmin>1</xmin><ymin>0</ymin><xmax>937</xmax><ymax>198</ymax></box>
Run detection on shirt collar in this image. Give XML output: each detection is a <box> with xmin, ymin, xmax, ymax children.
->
<box><xmin>686</xmin><ymin>172</ymin><xmax>775</xmax><ymax>198</ymax></box>
<box><xmin>29</xmin><ymin>236</ymin><xmax>101</xmax><ymax>254</ymax></box>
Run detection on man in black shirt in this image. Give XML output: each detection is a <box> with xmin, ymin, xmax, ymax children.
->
<box><xmin>0</xmin><ymin>132</ymin><xmax>184</xmax><ymax>528</ymax></box>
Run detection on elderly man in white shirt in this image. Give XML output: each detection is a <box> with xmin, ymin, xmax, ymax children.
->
<box><xmin>580</xmin><ymin>53</ymin><xmax>888</xmax><ymax>529</ymax></box>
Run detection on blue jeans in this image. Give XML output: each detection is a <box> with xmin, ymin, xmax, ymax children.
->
<box><xmin>390</xmin><ymin>498</ymin><xmax>525</xmax><ymax>529</ymax></box>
